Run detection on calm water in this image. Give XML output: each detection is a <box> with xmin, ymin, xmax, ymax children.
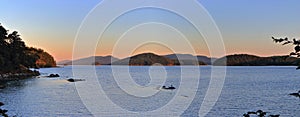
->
<box><xmin>0</xmin><ymin>66</ymin><xmax>300</xmax><ymax>117</ymax></box>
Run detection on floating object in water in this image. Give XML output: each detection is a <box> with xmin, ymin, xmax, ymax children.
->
<box><xmin>162</xmin><ymin>85</ymin><xmax>176</xmax><ymax>90</ymax></box>
<box><xmin>48</xmin><ymin>74</ymin><xmax>60</xmax><ymax>77</ymax></box>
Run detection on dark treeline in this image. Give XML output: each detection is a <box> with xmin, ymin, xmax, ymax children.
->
<box><xmin>213</xmin><ymin>54</ymin><xmax>300</xmax><ymax>66</ymax></box>
<box><xmin>272</xmin><ymin>36</ymin><xmax>300</xmax><ymax>69</ymax></box>
<box><xmin>0</xmin><ymin>23</ymin><xmax>55</xmax><ymax>73</ymax></box>
<box><xmin>110</xmin><ymin>53</ymin><xmax>206</xmax><ymax>66</ymax></box>
<box><xmin>27</xmin><ymin>47</ymin><xmax>56</xmax><ymax>68</ymax></box>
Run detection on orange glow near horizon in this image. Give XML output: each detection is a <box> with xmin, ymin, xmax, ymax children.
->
<box><xmin>23</xmin><ymin>33</ymin><xmax>295</xmax><ymax>62</ymax></box>
<box><xmin>24</xmin><ymin>36</ymin><xmax>295</xmax><ymax>62</ymax></box>
<box><xmin>23</xmin><ymin>41</ymin><xmax>295</xmax><ymax>62</ymax></box>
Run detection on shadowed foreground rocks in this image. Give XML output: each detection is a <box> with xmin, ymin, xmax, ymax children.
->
<box><xmin>0</xmin><ymin>70</ymin><xmax>40</xmax><ymax>81</ymax></box>
<box><xmin>0</xmin><ymin>102</ymin><xmax>8</xmax><ymax>117</ymax></box>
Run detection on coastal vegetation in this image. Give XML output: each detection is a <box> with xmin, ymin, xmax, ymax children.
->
<box><xmin>27</xmin><ymin>47</ymin><xmax>56</xmax><ymax>68</ymax></box>
<box><xmin>60</xmin><ymin>53</ymin><xmax>208</xmax><ymax>66</ymax></box>
<box><xmin>213</xmin><ymin>54</ymin><xmax>300</xmax><ymax>66</ymax></box>
<box><xmin>0</xmin><ymin>23</ymin><xmax>55</xmax><ymax>80</ymax></box>
<box><xmin>272</xmin><ymin>37</ymin><xmax>300</xmax><ymax>69</ymax></box>
<box><xmin>61</xmin><ymin>56</ymin><xmax>118</xmax><ymax>65</ymax></box>
<box><xmin>111</xmin><ymin>53</ymin><xmax>180</xmax><ymax>66</ymax></box>
<box><xmin>59</xmin><ymin>53</ymin><xmax>300</xmax><ymax>66</ymax></box>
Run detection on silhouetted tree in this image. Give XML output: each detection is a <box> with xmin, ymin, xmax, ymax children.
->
<box><xmin>0</xmin><ymin>23</ymin><xmax>55</xmax><ymax>75</ymax></box>
<box><xmin>0</xmin><ymin>24</ymin><xmax>40</xmax><ymax>72</ymax></box>
<box><xmin>272</xmin><ymin>37</ymin><xmax>300</xmax><ymax>69</ymax></box>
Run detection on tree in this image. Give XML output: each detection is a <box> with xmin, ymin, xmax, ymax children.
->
<box><xmin>7</xmin><ymin>31</ymin><xmax>27</xmax><ymax>69</ymax></box>
<box><xmin>0</xmin><ymin>24</ymin><xmax>39</xmax><ymax>72</ymax></box>
<box><xmin>0</xmin><ymin>24</ymin><xmax>8</xmax><ymax>70</ymax></box>
<box><xmin>26</xmin><ymin>47</ymin><xmax>56</xmax><ymax>68</ymax></box>
<box><xmin>0</xmin><ymin>23</ymin><xmax>55</xmax><ymax>74</ymax></box>
<box><xmin>272</xmin><ymin>36</ymin><xmax>300</xmax><ymax>69</ymax></box>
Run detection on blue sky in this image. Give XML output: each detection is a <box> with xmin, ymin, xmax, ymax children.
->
<box><xmin>0</xmin><ymin>0</ymin><xmax>299</xmax><ymax>61</ymax></box>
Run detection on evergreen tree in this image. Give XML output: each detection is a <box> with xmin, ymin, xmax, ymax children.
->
<box><xmin>0</xmin><ymin>24</ymin><xmax>40</xmax><ymax>72</ymax></box>
<box><xmin>272</xmin><ymin>37</ymin><xmax>300</xmax><ymax>69</ymax></box>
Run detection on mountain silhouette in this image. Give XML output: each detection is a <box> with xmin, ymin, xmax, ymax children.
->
<box><xmin>111</xmin><ymin>53</ymin><xmax>179</xmax><ymax>66</ymax></box>
<box><xmin>213</xmin><ymin>54</ymin><xmax>300</xmax><ymax>66</ymax></box>
<box><xmin>164</xmin><ymin>54</ymin><xmax>216</xmax><ymax>65</ymax></box>
<box><xmin>59</xmin><ymin>56</ymin><xmax>119</xmax><ymax>65</ymax></box>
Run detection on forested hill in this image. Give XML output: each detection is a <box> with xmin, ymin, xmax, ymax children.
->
<box><xmin>27</xmin><ymin>47</ymin><xmax>56</xmax><ymax>68</ymax></box>
<box><xmin>111</xmin><ymin>53</ymin><xmax>179</xmax><ymax>66</ymax></box>
<box><xmin>0</xmin><ymin>23</ymin><xmax>56</xmax><ymax>73</ymax></box>
<box><xmin>111</xmin><ymin>53</ymin><xmax>206</xmax><ymax>66</ymax></box>
<box><xmin>213</xmin><ymin>54</ymin><xmax>300</xmax><ymax>66</ymax></box>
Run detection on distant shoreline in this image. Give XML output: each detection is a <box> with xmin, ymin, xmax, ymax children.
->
<box><xmin>58</xmin><ymin>53</ymin><xmax>300</xmax><ymax>67</ymax></box>
<box><xmin>59</xmin><ymin>65</ymin><xmax>299</xmax><ymax>67</ymax></box>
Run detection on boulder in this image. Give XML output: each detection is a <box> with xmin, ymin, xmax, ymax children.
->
<box><xmin>0</xmin><ymin>85</ymin><xmax>5</xmax><ymax>89</ymax></box>
<box><xmin>67</xmin><ymin>78</ymin><xmax>85</xmax><ymax>82</ymax></box>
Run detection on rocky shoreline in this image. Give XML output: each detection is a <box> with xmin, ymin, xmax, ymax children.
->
<box><xmin>0</xmin><ymin>70</ymin><xmax>40</xmax><ymax>82</ymax></box>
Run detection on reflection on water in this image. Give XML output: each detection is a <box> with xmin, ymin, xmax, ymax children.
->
<box><xmin>0</xmin><ymin>66</ymin><xmax>299</xmax><ymax>116</ymax></box>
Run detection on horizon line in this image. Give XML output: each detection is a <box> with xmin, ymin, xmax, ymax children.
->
<box><xmin>60</xmin><ymin>52</ymin><xmax>291</xmax><ymax>62</ymax></box>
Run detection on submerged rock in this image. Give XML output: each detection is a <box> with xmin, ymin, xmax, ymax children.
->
<box><xmin>289</xmin><ymin>90</ymin><xmax>300</xmax><ymax>98</ymax></box>
<box><xmin>67</xmin><ymin>78</ymin><xmax>75</xmax><ymax>82</ymax></box>
<box><xmin>67</xmin><ymin>78</ymin><xmax>85</xmax><ymax>82</ymax></box>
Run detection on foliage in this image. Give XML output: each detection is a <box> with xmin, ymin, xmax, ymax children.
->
<box><xmin>0</xmin><ymin>23</ymin><xmax>55</xmax><ymax>73</ymax></box>
<box><xmin>111</xmin><ymin>53</ymin><xmax>179</xmax><ymax>65</ymax></box>
<box><xmin>26</xmin><ymin>47</ymin><xmax>56</xmax><ymax>68</ymax></box>
<box><xmin>272</xmin><ymin>37</ymin><xmax>300</xmax><ymax>69</ymax></box>
<box><xmin>111</xmin><ymin>53</ymin><xmax>207</xmax><ymax>66</ymax></box>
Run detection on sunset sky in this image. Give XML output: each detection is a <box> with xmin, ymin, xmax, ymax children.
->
<box><xmin>0</xmin><ymin>0</ymin><xmax>300</xmax><ymax>61</ymax></box>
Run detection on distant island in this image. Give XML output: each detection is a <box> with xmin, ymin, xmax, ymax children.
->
<box><xmin>58</xmin><ymin>53</ymin><xmax>300</xmax><ymax>66</ymax></box>
<box><xmin>213</xmin><ymin>54</ymin><xmax>300</xmax><ymax>66</ymax></box>
<box><xmin>59</xmin><ymin>53</ymin><xmax>210</xmax><ymax>66</ymax></box>
<box><xmin>0</xmin><ymin>24</ymin><xmax>56</xmax><ymax>81</ymax></box>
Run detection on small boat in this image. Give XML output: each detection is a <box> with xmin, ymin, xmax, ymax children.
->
<box><xmin>48</xmin><ymin>74</ymin><xmax>60</xmax><ymax>78</ymax></box>
<box><xmin>162</xmin><ymin>85</ymin><xmax>176</xmax><ymax>90</ymax></box>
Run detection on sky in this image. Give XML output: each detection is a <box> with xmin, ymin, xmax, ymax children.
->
<box><xmin>0</xmin><ymin>0</ymin><xmax>300</xmax><ymax>61</ymax></box>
